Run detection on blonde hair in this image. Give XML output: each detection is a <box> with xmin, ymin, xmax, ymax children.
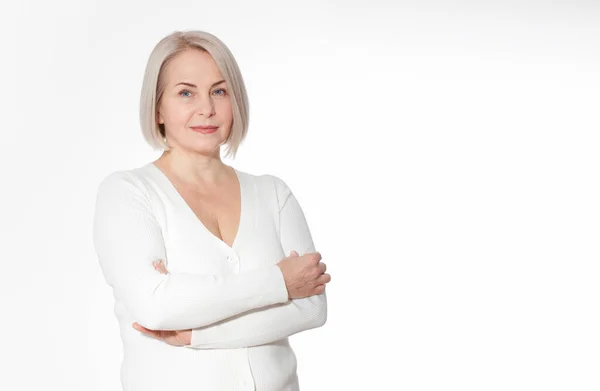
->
<box><xmin>139</xmin><ymin>30</ymin><xmax>249</xmax><ymax>159</ymax></box>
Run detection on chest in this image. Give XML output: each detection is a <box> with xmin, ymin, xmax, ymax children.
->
<box><xmin>150</xmin><ymin>176</ymin><xmax>286</xmax><ymax>276</ymax></box>
<box><xmin>177</xmin><ymin>183</ymin><xmax>241</xmax><ymax>249</ymax></box>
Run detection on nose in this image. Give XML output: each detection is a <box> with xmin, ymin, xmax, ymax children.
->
<box><xmin>195</xmin><ymin>96</ymin><xmax>215</xmax><ymax>117</ymax></box>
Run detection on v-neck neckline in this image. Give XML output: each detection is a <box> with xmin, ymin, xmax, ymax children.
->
<box><xmin>146</xmin><ymin>162</ymin><xmax>244</xmax><ymax>251</ymax></box>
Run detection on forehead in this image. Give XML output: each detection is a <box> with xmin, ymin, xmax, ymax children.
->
<box><xmin>163</xmin><ymin>49</ymin><xmax>224</xmax><ymax>85</ymax></box>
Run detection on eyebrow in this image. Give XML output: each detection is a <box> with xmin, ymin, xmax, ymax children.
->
<box><xmin>175</xmin><ymin>80</ymin><xmax>226</xmax><ymax>88</ymax></box>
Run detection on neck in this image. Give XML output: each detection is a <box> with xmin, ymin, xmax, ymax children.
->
<box><xmin>155</xmin><ymin>149</ymin><xmax>230</xmax><ymax>187</ymax></box>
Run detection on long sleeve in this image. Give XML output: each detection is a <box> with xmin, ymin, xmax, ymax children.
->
<box><xmin>92</xmin><ymin>171</ymin><xmax>289</xmax><ymax>331</ymax></box>
<box><xmin>185</xmin><ymin>175</ymin><xmax>327</xmax><ymax>349</ymax></box>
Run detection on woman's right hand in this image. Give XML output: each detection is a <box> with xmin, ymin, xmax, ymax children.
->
<box><xmin>276</xmin><ymin>251</ymin><xmax>331</xmax><ymax>299</ymax></box>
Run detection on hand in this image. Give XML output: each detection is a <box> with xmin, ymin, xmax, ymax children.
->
<box><xmin>152</xmin><ymin>259</ymin><xmax>168</xmax><ymax>275</ymax></box>
<box><xmin>276</xmin><ymin>250</ymin><xmax>331</xmax><ymax>299</ymax></box>
<box><xmin>131</xmin><ymin>259</ymin><xmax>192</xmax><ymax>346</ymax></box>
<box><xmin>131</xmin><ymin>322</ymin><xmax>192</xmax><ymax>347</ymax></box>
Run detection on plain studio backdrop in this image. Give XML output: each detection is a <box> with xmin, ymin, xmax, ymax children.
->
<box><xmin>0</xmin><ymin>1</ymin><xmax>598</xmax><ymax>390</ymax></box>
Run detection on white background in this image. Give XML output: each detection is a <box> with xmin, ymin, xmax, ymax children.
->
<box><xmin>1</xmin><ymin>1</ymin><xmax>598</xmax><ymax>390</ymax></box>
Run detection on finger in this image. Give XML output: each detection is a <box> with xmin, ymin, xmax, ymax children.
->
<box><xmin>288</xmin><ymin>250</ymin><xmax>299</xmax><ymax>257</ymax></box>
<box><xmin>314</xmin><ymin>284</ymin><xmax>326</xmax><ymax>294</ymax></box>
<box><xmin>153</xmin><ymin>260</ymin><xmax>168</xmax><ymax>274</ymax></box>
<box><xmin>316</xmin><ymin>273</ymin><xmax>331</xmax><ymax>284</ymax></box>
<box><xmin>311</xmin><ymin>252</ymin><xmax>322</xmax><ymax>263</ymax></box>
<box><xmin>132</xmin><ymin>322</ymin><xmax>152</xmax><ymax>334</ymax></box>
<box><xmin>132</xmin><ymin>322</ymin><xmax>150</xmax><ymax>332</ymax></box>
<box><xmin>318</xmin><ymin>262</ymin><xmax>327</xmax><ymax>274</ymax></box>
<box><xmin>157</xmin><ymin>265</ymin><xmax>168</xmax><ymax>274</ymax></box>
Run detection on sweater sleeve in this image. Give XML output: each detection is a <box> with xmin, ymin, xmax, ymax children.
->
<box><xmin>185</xmin><ymin>175</ymin><xmax>327</xmax><ymax>349</ymax></box>
<box><xmin>92</xmin><ymin>171</ymin><xmax>290</xmax><ymax>331</ymax></box>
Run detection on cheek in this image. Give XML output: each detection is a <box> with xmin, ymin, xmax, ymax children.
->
<box><xmin>167</xmin><ymin>104</ymin><xmax>195</xmax><ymax>123</ymax></box>
<box><xmin>218</xmin><ymin>100</ymin><xmax>234</xmax><ymax>121</ymax></box>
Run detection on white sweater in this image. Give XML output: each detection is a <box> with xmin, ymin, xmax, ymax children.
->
<box><xmin>92</xmin><ymin>162</ymin><xmax>327</xmax><ymax>391</ymax></box>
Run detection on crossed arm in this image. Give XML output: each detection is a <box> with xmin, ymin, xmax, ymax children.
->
<box><xmin>185</xmin><ymin>175</ymin><xmax>327</xmax><ymax>348</ymax></box>
<box><xmin>92</xmin><ymin>171</ymin><xmax>327</xmax><ymax>348</ymax></box>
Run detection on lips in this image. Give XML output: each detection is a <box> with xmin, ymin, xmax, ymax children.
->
<box><xmin>191</xmin><ymin>126</ymin><xmax>218</xmax><ymax>130</ymax></box>
<box><xmin>191</xmin><ymin>125</ymin><xmax>218</xmax><ymax>134</ymax></box>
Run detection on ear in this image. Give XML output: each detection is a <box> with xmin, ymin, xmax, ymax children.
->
<box><xmin>157</xmin><ymin>110</ymin><xmax>164</xmax><ymax>124</ymax></box>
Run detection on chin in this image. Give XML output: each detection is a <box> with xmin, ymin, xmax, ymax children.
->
<box><xmin>188</xmin><ymin>141</ymin><xmax>224</xmax><ymax>155</ymax></box>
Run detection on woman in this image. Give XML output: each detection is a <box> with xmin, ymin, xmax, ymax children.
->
<box><xmin>92</xmin><ymin>30</ymin><xmax>330</xmax><ymax>391</ymax></box>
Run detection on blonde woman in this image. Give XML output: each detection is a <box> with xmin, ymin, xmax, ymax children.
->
<box><xmin>92</xmin><ymin>30</ymin><xmax>330</xmax><ymax>391</ymax></box>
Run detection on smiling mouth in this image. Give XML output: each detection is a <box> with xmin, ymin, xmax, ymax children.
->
<box><xmin>190</xmin><ymin>126</ymin><xmax>218</xmax><ymax>134</ymax></box>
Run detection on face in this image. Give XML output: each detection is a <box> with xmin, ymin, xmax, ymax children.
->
<box><xmin>157</xmin><ymin>49</ymin><xmax>233</xmax><ymax>157</ymax></box>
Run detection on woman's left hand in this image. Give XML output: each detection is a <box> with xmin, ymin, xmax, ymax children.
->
<box><xmin>131</xmin><ymin>260</ymin><xmax>192</xmax><ymax>346</ymax></box>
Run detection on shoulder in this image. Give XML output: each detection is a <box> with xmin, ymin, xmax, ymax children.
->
<box><xmin>93</xmin><ymin>166</ymin><xmax>159</xmax><ymax>236</ymax></box>
<box><xmin>95</xmin><ymin>165</ymin><xmax>151</xmax><ymax>205</ymax></box>
<box><xmin>243</xmin><ymin>170</ymin><xmax>294</xmax><ymax>211</ymax></box>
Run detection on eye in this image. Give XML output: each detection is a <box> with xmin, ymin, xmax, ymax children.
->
<box><xmin>179</xmin><ymin>89</ymin><xmax>193</xmax><ymax>97</ymax></box>
<box><xmin>213</xmin><ymin>88</ymin><xmax>227</xmax><ymax>96</ymax></box>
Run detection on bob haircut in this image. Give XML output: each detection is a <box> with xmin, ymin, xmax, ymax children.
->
<box><xmin>139</xmin><ymin>30</ymin><xmax>249</xmax><ymax>159</ymax></box>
